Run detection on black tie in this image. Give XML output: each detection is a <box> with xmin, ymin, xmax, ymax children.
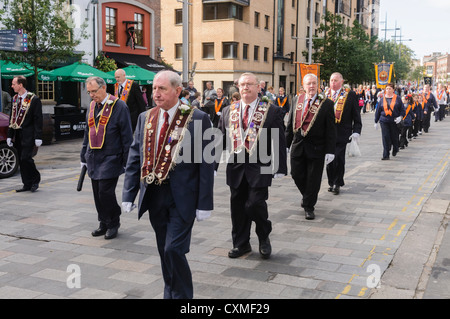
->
<box><xmin>119</xmin><ymin>85</ymin><xmax>123</xmax><ymax>96</ymax></box>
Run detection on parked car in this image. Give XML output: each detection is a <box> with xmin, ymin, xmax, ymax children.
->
<box><xmin>0</xmin><ymin>112</ymin><xmax>18</xmax><ymax>178</ymax></box>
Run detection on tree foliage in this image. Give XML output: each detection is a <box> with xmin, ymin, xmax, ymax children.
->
<box><xmin>0</xmin><ymin>0</ymin><xmax>88</xmax><ymax>94</ymax></box>
<box><xmin>307</xmin><ymin>11</ymin><xmax>414</xmax><ymax>86</ymax></box>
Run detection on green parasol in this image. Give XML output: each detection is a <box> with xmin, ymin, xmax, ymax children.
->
<box><xmin>38</xmin><ymin>62</ymin><xmax>115</xmax><ymax>84</ymax></box>
<box><xmin>108</xmin><ymin>65</ymin><xmax>156</xmax><ymax>84</ymax></box>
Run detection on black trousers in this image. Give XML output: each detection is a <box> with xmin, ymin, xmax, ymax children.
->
<box><xmin>230</xmin><ymin>176</ymin><xmax>271</xmax><ymax>249</ymax></box>
<box><xmin>291</xmin><ymin>154</ymin><xmax>325</xmax><ymax>212</ymax></box>
<box><xmin>326</xmin><ymin>142</ymin><xmax>347</xmax><ymax>188</ymax></box>
<box><xmin>91</xmin><ymin>177</ymin><xmax>121</xmax><ymax>229</ymax></box>
<box><xmin>423</xmin><ymin>112</ymin><xmax>431</xmax><ymax>132</ymax></box>
<box><xmin>380</xmin><ymin>122</ymin><xmax>399</xmax><ymax>158</ymax></box>
<box><xmin>145</xmin><ymin>183</ymin><xmax>195</xmax><ymax>299</ymax></box>
<box><xmin>15</xmin><ymin>131</ymin><xmax>40</xmax><ymax>188</ymax></box>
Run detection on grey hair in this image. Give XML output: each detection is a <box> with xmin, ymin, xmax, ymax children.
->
<box><xmin>86</xmin><ymin>76</ymin><xmax>106</xmax><ymax>88</ymax></box>
<box><xmin>154</xmin><ymin>70</ymin><xmax>182</xmax><ymax>89</ymax></box>
<box><xmin>303</xmin><ymin>73</ymin><xmax>318</xmax><ymax>83</ymax></box>
<box><xmin>239</xmin><ymin>72</ymin><xmax>259</xmax><ymax>84</ymax></box>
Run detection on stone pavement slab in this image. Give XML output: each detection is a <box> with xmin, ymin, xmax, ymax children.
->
<box><xmin>0</xmin><ymin>112</ymin><xmax>449</xmax><ymax>300</ymax></box>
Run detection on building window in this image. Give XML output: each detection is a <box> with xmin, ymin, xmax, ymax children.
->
<box><xmin>175</xmin><ymin>9</ymin><xmax>183</xmax><ymax>24</ymax></box>
<box><xmin>264</xmin><ymin>47</ymin><xmax>269</xmax><ymax>62</ymax></box>
<box><xmin>243</xmin><ymin>43</ymin><xmax>249</xmax><ymax>60</ymax></box>
<box><xmin>222</xmin><ymin>42</ymin><xmax>238</xmax><ymax>59</ymax></box>
<box><xmin>105</xmin><ymin>7</ymin><xmax>117</xmax><ymax>43</ymax></box>
<box><xmin>134</xmin><ymin>13</ymin><xmax>144</xmax><ymax>46</ymax></box>
<box><xmin>203</xmin><ymin>3</ymin><xmax>243</xmax><ymax>21</ymax></box>
<box><xmin>254</xmin><ymin>11</ymin><xmax>260</xmax><ymax>27</ymax></box>
<box><xmin>175</xmin><ymin>43</ymin><xmax>183</xmax><ymax>59</ymax></box>
<box><xmin>202</xmin><ymin>42</ymin><xmax>215</xmax><ymax>59</ymax></box>
<box><xmin>254</xmin><ymin>45</ymin><xmax>259</xmax><ymax>61</ymax></box>
<box><xmin>38</xmin><ymin>81</ymin><xmax>54</xmax><ymax>101</ymax></box>
<box><xmin>291</xmin><ymin>24</ymin><xmax>296</xmax><ymax>37</ymax></box>
<box><xmin>265</xmin><ymin>15</ymin><xmax>270</xmax><ymax>30</ymax></box>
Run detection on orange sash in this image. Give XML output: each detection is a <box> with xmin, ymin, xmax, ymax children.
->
<box><xmin>403</xmin><ymin>103</ymin><xmax>413</xmax><ymax>120</ymax></box>
<box><xmin>215</xmin><ymin>98</ymin><xmax>224</xmax><ymax>114</ymax></box>
<box><xmin>436</xmin><ymin>90</ymin><xmax>444</xmax><ymax>100</ymax></box>
<box><xmin>115</xmin><ymin>79</ymin><xmax>133</xmax><ymax>103</ymax></box>
<box><xmin>277</xmin><ymin>97</ymin><xmax>287</xmax><ymax>108</ymax></box>
<box><xmin>382</xmin><ymin>94</ymin><xmax>397</xmax><ymax>116</ymax></box>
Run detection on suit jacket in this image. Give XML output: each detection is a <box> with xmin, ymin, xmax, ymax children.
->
<box><xmin>218</xmin><ymin>101</ymin><xmax>288</xmax><ymax>189</ymax></box>
<box><xmin>120</xmin><ymin>81</ymin><xmax>146</xmax><ymax>131</ymax></box>
<box><xmin>286</xmin><ymin>96</ymin><xmax>336</xmax><ymax>159</ymax></box>
<box><xmin>335</xmin><ymin>90</ymin><xmax>362</xmax><ymax>144</ymax></box>
<box><xmin>80</xmin><ymin>98</ymin><xmax>133</xmax><ymax>180</ymax></box>
<box><xmin>8</xmin><ymin>93</ymin><xmax>43</xmax><ymax>151</ymax></box>
<box><xmin>374</xmin><ymin>95</ymin><xmax>405</xmax><ymax>124</ymax></box>
<box><xmin>122</xmin><ymin>107</ymin><xmax>214</xmax><ymax>222</ymax></box>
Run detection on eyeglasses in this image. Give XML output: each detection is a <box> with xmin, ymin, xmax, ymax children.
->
<box><xmin>87</xmin><ymin>87</ymin><xmax>101</xmax><ymax>95</ymax></box>
<box><xmin>239</xmin><ymin>83</ymin><xmax>258</xmax><ymax>88</ymax></box>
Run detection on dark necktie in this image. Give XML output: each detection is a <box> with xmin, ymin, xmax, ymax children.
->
<box><xmin>119</xmin><ymin>85</ymin><xmax>123</xmax><ymax>96</ymax></box>
<box><xmin>242</xmin><ymin>104</ymin><xmax>250</xmax><ymax>131</ymax></box>
<box><xmin>295</xmin><ymin>99</ymin><xmax>310</xmax><ymax>130</ymax></box>
<box><xmin>157</xmin><ymin>111</ymin><xmax>170</xmax><ymax>156</ymax></box>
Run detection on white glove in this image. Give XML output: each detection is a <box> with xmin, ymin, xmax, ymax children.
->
<box><xmin>122</xmin><ymin>202</ymin><xmax>136</xmax><ymax>213</ymax></box>
<box><xmin>35</xmin><ymin>139</ymin><xmax>43</xmax><ymax>147</ymax></box>
<box><xmin>216</xmin><ymin>112</ymin><xmax>222</xmax><ymax>116</ymax></box>
<box><xmin>80</xmin><ymin>162</ymin><xmax>87</xmax><ymax>168</ymax></box>
<box><xmin>325</xmin><ymin>154</ymin><xmax>335</xmax><ymax>165</ymax></box>
<box><xmin>349</xmin><ymin>133</ymin><xmax>360</xmax><ymax>143</ymax></box>
<box><xmin>196</xmin><ymin>209</ymin><xmax>211</xmax><ymax>221</ymax></box>
<box><xmin>6</xmin><ymin>138</ymin><xmax>13</xmax><ymax>147</ymax></box>
<box><xmin>274</xmin><ymin>174</ymin><xmax>285</xmax><ymax>179</ymax></box>
<box><xmin>286</xmin><ymin>147</ymin><xmax>290</xmax><ymax>153</ymax></box>
<box><xmin>394</xmin><ymin>116</ymin><xmax>402</xmax><ymax>124</ymax></box>
<box><xmin>374</xmin><ymin>123</ymin><xmax>378</xmax><ymax>130</ymax></box>
<box><xmin>214</xmin><ymin>170</ymin><xmax>217</xmax><ymax>177</ymax></box>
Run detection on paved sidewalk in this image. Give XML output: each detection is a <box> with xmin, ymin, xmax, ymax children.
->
<box><xmin>0</xmin><ymin>112</ymin><xmax>449</xmax><ymax>299</ymax></box>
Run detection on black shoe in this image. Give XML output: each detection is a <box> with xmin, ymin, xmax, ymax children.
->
<box><xmin>104</xmin><ymin>226</ymin><xmax>119</xmax><ymax>239</ymax></box>
<box><xmin>328</xmin><ymin>186</ymin><xmax>333</xmax><ymax>192</ymax></box>
<box><xmin>91</xmin><ymin>227</ymin><xmax>107</xmax><ymax>237</ymax></box>
<box><xmin>332</xmin><ymin>185</ymin><xmax>340</xmax><ymax>195</ymax></box>
<box><xmin>392</xmin><ymin>150</ymin><xmax>398</xmax><ymax>157</ymax></box>
<box><xmin>30</xmin><ymin>184</ymin><xmax>39</xmax><ymax>192</ymax></box>
<box><xmin>382</xmin><ymin>157</ymin><xmax>390</xmax><ymax>160</ymax></box>
<box><xmin>228</xmin><ymin>243</ymin><xmax>252</xmax><ymax>258</ymax></box>
<box><xmin>305</xmin><ymin>209</ymin><xmax>315</xmax><ymax>220</ymax></box>
<box><xmin>259</xmin><ymin>237</ymin><xmax>271</xmax><ymax>259</ymax></box>
<box><xmin>399</xmin><ymin>146</ymin><xmax>405</xmax><ymax>149</ymax></box>
<box><xmin>16</xmin><ymin>186</ymin><xmax>31</xmax><ymax>192</ymax></box>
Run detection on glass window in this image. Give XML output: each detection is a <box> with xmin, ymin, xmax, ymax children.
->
<box><xmin>254</xmin><ymin>45</ymin><xmax>259</xmax><ymax>61</ymax></box>
<box><xmin>134</xmin><ymin>13</ymin><xmax>144</xmax><ymax>46</ymax></box>
<box><xmin>203</xmin><ymin>42</ymin><xmax>215</xmax><ymax>59</ymax></box>
<box><xmin>105</xmin><ymin>7</ymin><xmax>117</xmax><ymax>43</ymax></box>
<box><xmin>223</xmin><ymin>42</ymin><xmax>238</xmax><ymax>59</ymax></box>
<box><xmin>243</xmin><ymin>43</ymin><xmax>249</xmax><ymax>60</ymax></box>
<box><xmin>175</xmin><ymin>43</ymin><xmax>183</xmax><ymax>59</ymax></box>
<box><xmin>38</xmin><ymin>81</ymin><xmax>54</xmax><ymax>101</ymax></box>
<box><xmin>175</xmin><ymin>9</ymin><xmax>183</xmax><ymax>24</ymax></box>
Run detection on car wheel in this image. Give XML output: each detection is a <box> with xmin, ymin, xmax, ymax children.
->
<box><xmin>0</xmin><ymin>144</ymin><xmax>19</xmax><ymax>178</ymax></box>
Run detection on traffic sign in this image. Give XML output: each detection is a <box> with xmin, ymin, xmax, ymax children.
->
<box><xmin>0</xmin><ymin>29</ymin><xmax>28</xmax><ymax>52</ymax></box>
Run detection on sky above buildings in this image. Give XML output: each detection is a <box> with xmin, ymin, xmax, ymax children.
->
<box><xmin>379</xmin><ymin>0</ymin><xmax>450</xmax><ymax>60</ymax></box>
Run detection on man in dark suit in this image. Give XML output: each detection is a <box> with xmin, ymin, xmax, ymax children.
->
<box><xmin>80</xmin><ymin>76</ymin><xmax>133</xmax><ymax>240</ymax></box>
<box><xmin>218</xmin><ymin>72</ymin><xmax>287</xmax><ymax>260</ymax></box>
<box><xmin>325</xmin><ymin>72</ymin><xmax>362</xmax><ymax>195</ymax></box>
<box><xmin>286</xmin><ymin>73</ymin><xmax>336</xmax><ymax>220</ymax></box>
<box><xmin>122</xmin><ymin>70</ymin><xmax>214</xmax><ymax>299</ymax></box>
<box><xmin>114</xmin><ymin>69</ymin><xmax>146</xmax><ymax>131</ymax></box>
<box><xmin>7</xmin><ymin>76</ymin><xmax>43</xmax><ymax>193</ymax></box>
<box><xmin>275</xmin><ymin>87</ymin><xmax>290</xmax><ymax>125</ymax></box>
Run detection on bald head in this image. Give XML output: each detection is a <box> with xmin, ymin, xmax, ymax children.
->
<box><xmin>114</xmin><ymin>69</ymin><xmax>126</xmax><ymax>84</ymax></box>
